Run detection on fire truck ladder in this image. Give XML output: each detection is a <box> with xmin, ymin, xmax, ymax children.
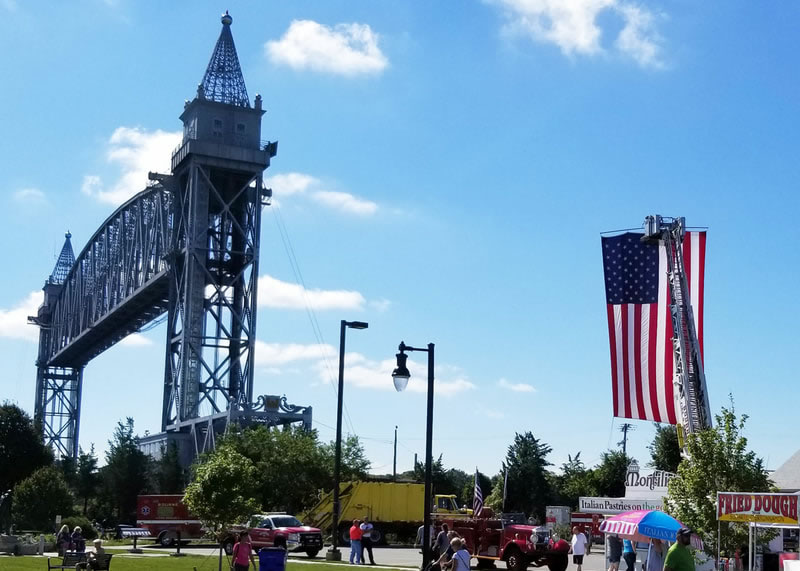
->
<box><xmin>644</xmin><ymin>216</ymin><xmax>712</xmax><ymax>442</ymax></box>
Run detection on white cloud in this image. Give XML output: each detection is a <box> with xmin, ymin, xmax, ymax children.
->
<box><xmin>311</xmin><ymin>191</ymin><xmax>378</xmax><ymax>216</ymax></box>
<box><xmin>258</xmin><ymin>274</ymin><xmax>366</xmax><ymax>311</ymax></box>
<box><xmin>498</xmin><ymin>378</ymin><xmax>537</xmax><ymax>393</ymax></box>
<box><xmin>82</xmin><ymin>127</ymin><xmax>181</xmax><ymax>206</ymax></box>
<box><xmin>491</xmin><ymin>0</ymin><xmax>664</xmax><ymax>68</ymax></box>
<box><xmin>0</xmin><ymin>291</ymin><xmax>43</xmax><ymax>342</ymax></box>
<box><xmin>13</xmin><ymin>188</ymin><xmax>46</xmax><ymax>204</ymax></box>
<box><xmin>313</xmin><ymin>353</ymin><xmax>476</xmax><ymax>397</ymax></box>
<box><xmin>265</xmin><ymin>171</ymin><xmax>379</xmax><ymax>216</ymax></box>
<box><xmin>255</xmin><ymin>340</ymin><xmax>336</xmax><ymax>367</ymax></box>
<box><xmin>368</xmin><ymin>298</ymin><xmax>392</xmax><ymax>313</ymax></box>
<box><xmin>266</xmin><ymin>20</ymin><xmax>388</xmax><ymax>76</ymax></box>
<box><xmin>615</xmin><ymin>4</ymin><xmax>664</xmax><ymax>69</ymax></box>
<box><xmin>118</xmin><ymin>333</ymin><xmax>153</xmax><ymax>347</ymax></box>
<box><xmin>265</xmin><ymin>173</ymin><xmax>318</xmax><ymax>197</ymax></box>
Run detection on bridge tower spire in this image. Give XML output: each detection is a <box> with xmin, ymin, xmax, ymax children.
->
<box><xmin>200</xmin><ymin>11</ymin><xmax>250</xmax><ymax>108</ymax></box>
<box><xmin>33</xmin><ymin>231</ymin><xmax>84</xmax><ymax>460</ymax></box>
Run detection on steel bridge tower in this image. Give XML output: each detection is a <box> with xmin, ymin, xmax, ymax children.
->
<box><xmin>32</xmin><ymin>12</ymin><xmax>311</xmax><ymax>463</ymax></box>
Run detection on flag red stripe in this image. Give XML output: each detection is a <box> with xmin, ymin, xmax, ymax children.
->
<box><xmin>607</xmin><ymin>305</ymin><xmax>619</xmax><ymax>417</ymax></box>
<box><xmin>648</xmin><ymin>303</ymin><xmax>661</xmax><ymax>423</ymax></box>
<box><xmin>698</xmin><ymin>232</ymin><xmax>706</xmax><ymax>358</ymax></box>
<box><xmin>664</xmin><ymin>311</ymin><xmax>676</xmax><ymax>424</ymax></box>
<box><xmin>621</xmin><ymin>306</ymin><xmax>631</xmax><ymax>419</ymax></box>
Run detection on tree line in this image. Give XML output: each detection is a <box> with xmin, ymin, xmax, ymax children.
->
<box><xmin>2</xmin><ymin>399</ymin><xmax>775</xmax><ymax>559</ymax></box>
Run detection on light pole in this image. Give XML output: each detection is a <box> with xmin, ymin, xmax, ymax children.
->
<box><xmin>391</xmin><ymin>341</ymin><xmax>434</xmax><ymax>571</ymax></box>
<box><xmin>327</xmin><ymin>320</ymin><xmax>368</xmax><ymax>561</ymax></box>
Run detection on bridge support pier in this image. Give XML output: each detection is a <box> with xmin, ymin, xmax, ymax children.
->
<box><xmin>34</xmin><ymin>365</ymin><xmax>83</xmax><ymax>459</ymax></box>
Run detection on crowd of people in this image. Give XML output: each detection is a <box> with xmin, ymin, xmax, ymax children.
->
<box><xmin>606</xmin><ymin>527</ymin><xmax>695</xmax><ymax>571</ymax></box>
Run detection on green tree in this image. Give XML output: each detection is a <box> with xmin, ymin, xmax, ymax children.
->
<box><xmin>666</xmin><ymin>405</ymin><xmax>772</xmax><ymax>556</ymax></box>
<box><xmin>552</xmin><ymin>452</ymin><xmax>594</xmax><ymax>509</ymax></box>
<box><xmin>184</xmin><ymin>446</ymin><xmax>259</xmax><ymax>534</ymax></box>
<box><xmin>0</xmin><ymin>403</ymin><xmax>53</xmax><ymax>493</ymax></box>
<box><xmin>648</xmin><ymin>425</ymin><xmax>682</xmax><ymax>473</ymax></box>
<box><xmin>11</xmin><ymin>466</ymin><xmax>74</xmax><ymax>530</ymax></box>
<box><xmin>591</xmin><ymin>450</ymin><xmax>630</xmax><ymax>498</ymax></box>
<box><xmin>324</xmin><ymin>434</ymin><xmax>371</xmax><ymax>481</ymax></box>
<box><xmin>76</xmin><ymin>445</ymin><xmax>100</xmax><ymax>515</ymax></box>
<box><xmin>154</xmin><ymin>442</ymin><xmax>186</xmax><ymax>494</ymax></box>
<box><xmin>100</xmin><ymin>418</ymin><xmax>151</xmax><ymax>523</ymax></box>
<box><xmin>495</xmin><ymin>432</ymin><xmax>553</xmax><ymax>522</ymax></box>
<box><xmin>412</xmin><ymin>455</ymin><xmax>451</xmax><ymax>494</ymax></box>
<box><xmin>221</xmin><ymin>425</ymin><xmax>330</xmax><ymax>514</ymax></box>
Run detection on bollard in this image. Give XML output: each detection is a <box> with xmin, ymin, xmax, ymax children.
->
<box><xmin>128</xmin><ymin>535</ymin><xmax>143</xmax><ymax>554</ymax></box>
<box><xmin>38</xmin><ymin>534</ymin><xmax>44</xmax><ymax>556</ymax></box>
<box><xmin>170</xmin><ymin>531</ymin><xmax>186</xmax><ymax>557</ymax></box>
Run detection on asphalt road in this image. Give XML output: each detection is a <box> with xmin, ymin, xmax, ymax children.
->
<box><xmin>127</xmin><ymin>545</ymin><xmax>611</xmax><ymax>571</ymax></box>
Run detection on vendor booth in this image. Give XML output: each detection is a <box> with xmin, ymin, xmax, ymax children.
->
<box><xmin>717</xmin><ymin>492</ymin><xmax>800</xmax><ymax>571</ymax></box>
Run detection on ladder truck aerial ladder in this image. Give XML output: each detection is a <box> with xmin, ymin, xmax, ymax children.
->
<box><xmin>642</xmin><ymin>215</ymin><xmax>713</xmax><ymax>450</ymax></box>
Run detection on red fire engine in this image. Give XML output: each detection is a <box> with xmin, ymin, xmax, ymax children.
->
<box><xmin>569</xmin><ymin>513</ymin><xmax>604</xmax><ymax>544</ymax></box>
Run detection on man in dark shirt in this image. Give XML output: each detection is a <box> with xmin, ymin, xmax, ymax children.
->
<box><xmin>608</xmin><ymin>535</ymin><xmax>623</xmax><ymax>571</ymax></box>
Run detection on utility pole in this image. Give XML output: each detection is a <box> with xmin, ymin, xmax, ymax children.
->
<box><xmin>393</xmin><ymin>426</ymin><xmax>398</xmax><ymax>481</ymax></box>
<box><xmin>618</xmin><ymin>423</ymin><xmax>635</xmax><ymax>454</ymax></box>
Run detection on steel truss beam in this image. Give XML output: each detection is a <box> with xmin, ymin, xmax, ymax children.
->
<box><xmin>162</xmin><ymin>157</ymin><xmax>264</xmax><ymax>430</ymax></box>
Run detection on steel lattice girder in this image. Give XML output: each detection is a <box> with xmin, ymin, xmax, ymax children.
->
<box><xmin>161</xmin><ymin>159</ymin><xmax>262</xmax><ymax>430</ymax></box>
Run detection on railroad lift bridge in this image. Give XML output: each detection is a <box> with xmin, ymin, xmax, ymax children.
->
<box><xmin>29</xmin><ymin>12</ymin><xmax>311</xmax><ymax>465</ymax></box>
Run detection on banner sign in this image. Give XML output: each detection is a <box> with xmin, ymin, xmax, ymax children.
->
<box><xmin>579</xmin><ymin>497</ymin><xmax>663</xmax><ymax>514</ymax></box>
<box><xmin>717</xmin><ymin>492</ymin><xmax>799</xmax><ymax>524</ymax></box>
<box><xmin>625</xmin><ymin>464</ymin><xmax>675</xmax><ymax>499</ymax></box>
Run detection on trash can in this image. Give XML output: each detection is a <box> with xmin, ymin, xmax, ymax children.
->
<box><xmin>259</xmin><ymin>547</ymin><xmax>287</xmax><ymax>571</ymax></box>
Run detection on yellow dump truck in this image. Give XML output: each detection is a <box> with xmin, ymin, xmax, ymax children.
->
<box><xmin>300</xmin><ymin>481</ymin><xmax>471</xmax><ymax>544</ymax></box>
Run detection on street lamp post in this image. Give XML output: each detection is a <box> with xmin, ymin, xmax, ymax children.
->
<box><xmin>327</xmin><ymin>320</ymin><xmax>368</xmax><ymax>561</ymax></box>
<box><xmin>391</xmin><ymin>341</ymin><xmax>434</xmax><ymax>571</ymax></box>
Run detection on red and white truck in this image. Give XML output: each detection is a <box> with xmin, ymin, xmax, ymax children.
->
<box><xmin>136</xmin><ymin>495</ymin><xmax>204</xmax><ymax>546</ymax></box>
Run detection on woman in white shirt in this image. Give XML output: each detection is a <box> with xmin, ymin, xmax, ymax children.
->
<box><xmin>450</xmin><ymin>538</ymin><xmax>471</xmax><ymax>571</ymax></box>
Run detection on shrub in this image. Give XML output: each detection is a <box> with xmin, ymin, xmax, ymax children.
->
<box><xmin>11</xmin><ymin>466</ymin><xmax>74</xmax><ymax>531</ymax></box>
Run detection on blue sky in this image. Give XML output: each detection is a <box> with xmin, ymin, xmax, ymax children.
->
<box><xmin>1</xmin><ymin>1</ymin><xmax>798</xmax><ymax>481</ymax></box>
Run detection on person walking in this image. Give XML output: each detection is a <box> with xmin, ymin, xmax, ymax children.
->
<box><xmin>623</xmin><ymin>538</ymin><xmax>636</xmax><ymax>571</ymax></box>
<box><xmin>608</xmin><ymin>535</ymin><xmax>623</xmax><ymax>571</ymax></box>
<box><xmin>360</xmin><ymin>517</ymin><xmax>376</xmax><ymax>565</ymax></box>
<box><xmin>56</xmin><ymin>524</ymin><xmax>71</xmax><ymax>556</ymax></box>
<box><xmin>664</xmin><ymin>528</ymin><xmax>695</xmax><ymax>571</ymax></box>
<box><xmin>646</xmin><ymin>539</ymin><xmax>665</xmax><ymax>571</ymax></box>
<box><xmin>434</xmin><ymin>523</ymin><xmax>450</xmax><ymax>561</ymax></box>
<box><xmin>349</xmin><ymin>519</ymin><xmax>363</xmax><ymax>565</ymax></box>
<box><xmin>232</xmin><ymin>531</ymin><xmax>257</xmax><ymax>571</ymax></box>
<box><xmin>570</xmin><ymin>526</ymin><xmax>588</xmax><ymax>571</ymax></box>
<box><xmin>71</xmin><ymin>526</ymin><xmax>86</xmax><ymax>553</ymax></box>
<box><xmin>450</xmin><ymin>538</ymin><xmax>471</xmax><ymax>571</ymax></box>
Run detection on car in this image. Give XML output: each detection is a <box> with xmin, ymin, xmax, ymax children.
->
<box><xmin>224</xmin><ymin>513</ymin><xmax>323</xmax><ymax>559</ymax></box>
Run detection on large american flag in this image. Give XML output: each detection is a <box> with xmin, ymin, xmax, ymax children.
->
<box><xmin>601</xmin><ymin>231</ymin><xmax>706</xmax><ymax>424</ymax></box>
<box><xmin>473</xmin><ymin>468</ymin><xmax>483</xmax><ymax>517</ymax></box>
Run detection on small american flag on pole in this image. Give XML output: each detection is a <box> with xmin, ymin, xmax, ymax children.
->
<box><xmin>601</xmin><ymin>231</ymin><xmax>706</xmax><ymax>424</ymax></box>
<box><xmin>473</xmin><ymin>468</ymin><xmax>483</xmax><ymax>517</ymax></box>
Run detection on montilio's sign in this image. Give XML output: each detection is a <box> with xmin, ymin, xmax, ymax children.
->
<box><xmin>717</xmin><ymin>492</ymin><xmax>799</xmax><ymax>524</ymax></box>
<box><xmin>625</xmin><ymin>461</ymin><xmax>675</xmax><ymax>499</ymax></box>
<box><xmin>579</xmin><ymin>497</ymin><xmax>664</xmax><ymax>514</ymax></box>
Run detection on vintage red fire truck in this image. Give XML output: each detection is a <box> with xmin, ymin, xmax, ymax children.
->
<box><xmin>441</xmin><ymin>511</ymin><xmax>568</xmax><ymax>571</ymax></box>
<box><xmin>136</xmin><ymin>495</ymin><xmax>204</xmax><ymax>546</ymax></box>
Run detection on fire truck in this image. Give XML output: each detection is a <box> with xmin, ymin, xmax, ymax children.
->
<box><xmin>136</xmin><ymin>495</ymin><xmax>204</xmax><ymax>546</ymax></box>
<box><xmin>441</xmin><ymin>511</ymin><xmax>569</xmax><ymax>571</ymax></box>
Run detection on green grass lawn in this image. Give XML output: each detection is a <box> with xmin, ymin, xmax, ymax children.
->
<box><xmin>0</xmin><ymin>555</ymin><xmax>358</xmax><ymax>571</ymax></box>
